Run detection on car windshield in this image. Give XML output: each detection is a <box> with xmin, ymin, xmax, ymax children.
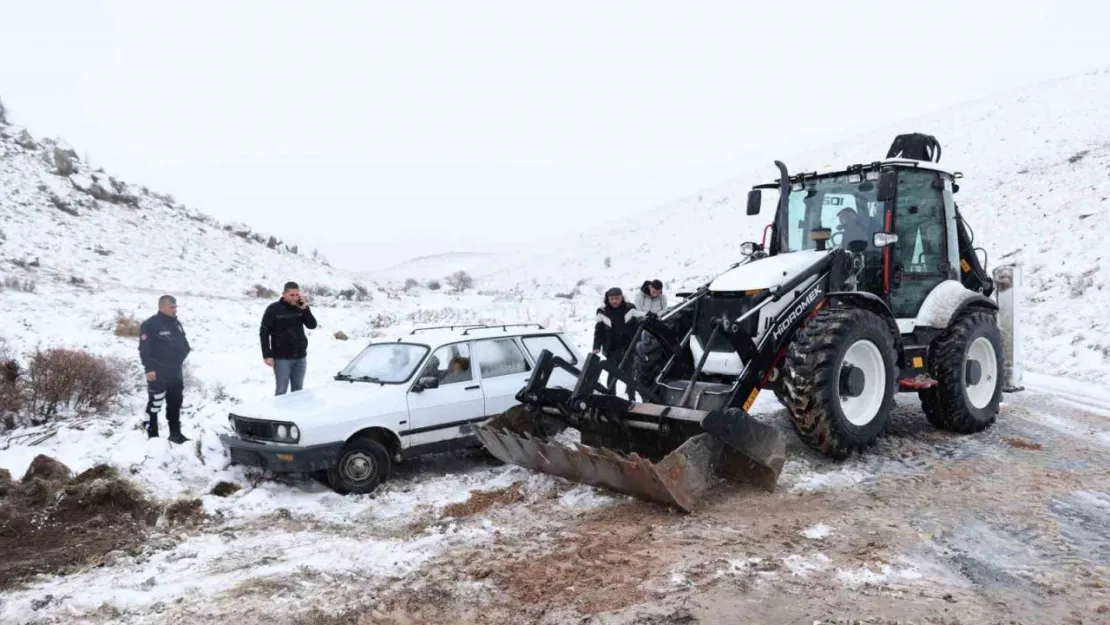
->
<box><xmin>337</xmin><ymin>343</ymin><xmax>428</xmax><ymax>383</ymax></box>
<box><xmin>775</xmin><ymin>173</ymin><xmax>883</xmax><ymax>253</ymax></box>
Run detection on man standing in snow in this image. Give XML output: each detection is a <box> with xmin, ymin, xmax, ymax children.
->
<box><xmin>593</xmin><ymin>287</ymin><xmax>639</xmax><ymax>400</ymax></box>
<box><xmin>138</xmin><ymin>295</ymin><xmax>191</xmax><ymax>443</ymax></box>
<box><xmin>633</xmin><ymin>279</ymin><xmax>667</xmax><ymax>316</ymax></box>
<box><xmin>260</xmin><ymin>281</ymin><xmax>319</xmax><ymax>395</ymax></box>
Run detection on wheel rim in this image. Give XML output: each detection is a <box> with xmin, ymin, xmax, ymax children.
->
<box><xmin>838</xmin><ymin>340</ymin><xmax>886</xmax><ymax>426</ymax></box>
<box><xmin>340</xmin><ymin>451</ymin><xmax>377</xmax><ymax>485</ymax></box>
<box><xmin>965</xmin><ymin>336</ymin><xmax>998</xmax><ymax>410</ymax></box>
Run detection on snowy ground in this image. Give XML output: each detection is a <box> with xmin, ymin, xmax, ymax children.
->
<box><xmin>2</xmin><ymin>319</ymin><xmax>1107</xmax><ymax>624</ymax></box>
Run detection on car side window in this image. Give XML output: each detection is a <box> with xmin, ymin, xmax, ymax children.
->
<box><xmin>522</xmin><ymin>335</ymin><xmax>578</xmax><ymax>365</ymax></box>
<box><xmin>474</xmin><ymin>338</ymin><xmax>531</xmax><ymax>378</ymax></box>
<box><xmin>420</xmin><ymin>343</ymin><xmax>473</xmax><ymax>385</ymax></box>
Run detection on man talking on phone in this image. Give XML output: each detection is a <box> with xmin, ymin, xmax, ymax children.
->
<box><xmin>260</xmin><ymin>281</ymin><xmax>319</xmax><ymax>395</ymax></box>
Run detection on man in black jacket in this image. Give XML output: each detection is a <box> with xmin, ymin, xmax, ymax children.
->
<box><xmin>592</xmin><ymin>287</ymin><xmax>639</xmax><ymax>400</ymax></box>
<box><xmin>260</xmin><ymin>281</ymin><xmax>319</xmax><ymax>395</ymax></box>
<box><xmin>139</xmin><ymin>295</ymin><xmax>191</xmax><ymax>443</ymax></box>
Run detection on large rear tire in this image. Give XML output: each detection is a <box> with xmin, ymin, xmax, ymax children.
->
<box><xmin>919</xmin><ymin>310</ymin><xmax>1003</xmax><ymax>433</ymax></box>
<box><xmin>783</xmin><ymin>307</ymin><xmax>898</xmax><ymax>459</ymax></box>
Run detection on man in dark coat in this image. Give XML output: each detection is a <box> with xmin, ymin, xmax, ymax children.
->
<box><xmin>593</xmin><ymin>287</ymin><xmax>639</xmax><ymax>400</ymax></box>
<box><xmin>139</xmin><ymin>294</ymin><xmax>191</xmax><ymax>443</ymax></box>
<box><xmin>260</xmin><ymin>281</ymin><xmax>319</xmax><ymax>395</ymax></box>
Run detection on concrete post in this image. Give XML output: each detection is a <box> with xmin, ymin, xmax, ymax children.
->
<box><xmin>993</xmin><ymin>265</ymin><xmax>1024</xmax><ymax>392</ymax></box>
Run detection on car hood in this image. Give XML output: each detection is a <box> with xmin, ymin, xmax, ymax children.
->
<box><xmin>231</xmin><ymin>380</ymin><xmax>408</xmax><ymax>421</ymax></box>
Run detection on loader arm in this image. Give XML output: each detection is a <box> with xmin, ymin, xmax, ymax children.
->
<box><xmin>476</xmin><ymin>249</ymin><xmax>845</xmax><ymax>512</ymax></box>
<box><xmin>954</xmin><ymin>205</ymin><xmax>993</xmax><ymax>297</ymax></box>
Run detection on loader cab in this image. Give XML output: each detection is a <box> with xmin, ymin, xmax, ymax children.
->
<box><xmin>755</xmin><ymin>160</ymin><xmax>962</xmax><ymax>321</ymax></box>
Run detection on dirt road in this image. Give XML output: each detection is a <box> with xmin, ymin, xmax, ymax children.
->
<box><xmin>3</xmin><ymin>388</ymin><xmax>1109</xmax><ymax>625</ymax></box>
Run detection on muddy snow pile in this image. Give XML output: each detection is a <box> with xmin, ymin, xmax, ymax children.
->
<box><xmin>0</xmin><ymin>454</ymin><xmax>207</xmax><ymax>591</ymax></box>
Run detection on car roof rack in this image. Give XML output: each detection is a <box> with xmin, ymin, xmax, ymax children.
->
<box><xmin>461</xmin><ymin>323</ymin><xmax>546</xmax><ymax>335</ymax></box>
<box><xmin>410</xmin><ymin>324</ymin><xmax>489</xmax><ymax>334</ymax></box>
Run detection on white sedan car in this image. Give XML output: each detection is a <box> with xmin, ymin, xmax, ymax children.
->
<box><xmin>219</xmin><ymin>323</ymin><xmax>584</xmax><ymax>494</ymax></box>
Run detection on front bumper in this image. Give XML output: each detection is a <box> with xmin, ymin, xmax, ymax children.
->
<box><xmin>219</xmin><ymin>434</ymin><xmax>343</xmax><ymax>473</ymax></box>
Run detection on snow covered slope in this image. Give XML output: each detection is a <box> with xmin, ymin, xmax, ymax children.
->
<box><xmin>363</xmin><ymin>251</ymin><xmax>501</xmax><ymax>284</ymax></box>
<box><xmin>0</xmin><ymin>110</ymin><xmax>357</xmax><ymax>297</ymax></box>
<box><xmin>452</xmin><ymin>69</ymin><xmax>1110</xmax><ymax>383</ymax></box>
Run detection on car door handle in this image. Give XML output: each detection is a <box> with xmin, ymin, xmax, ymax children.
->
<box><xmin>465</xmin><ymin>385</ymin><xmax>480</xmax><ymax>391</ymax></box>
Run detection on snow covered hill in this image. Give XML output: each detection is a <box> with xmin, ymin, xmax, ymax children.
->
<box><xmin>454</xmin><ymin>69</ymin><xmax>1110</xmax><ymax>383</ymax></box>
<box><xmin>0</xmin><ymin>107</ymin><xmax>359</xmax><ymax>298</ymax></box>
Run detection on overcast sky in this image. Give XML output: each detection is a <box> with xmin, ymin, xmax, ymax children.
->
<box><xmin>3</xmin><ymin>0</ymin><xmax>1110</xmax><ymax>271</ymax></box>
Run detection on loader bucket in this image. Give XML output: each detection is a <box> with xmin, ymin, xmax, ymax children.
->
<box><xmin>476</xmin><ymin>404</ymin><xmax>787</xmax><ymax>512</ymax></box>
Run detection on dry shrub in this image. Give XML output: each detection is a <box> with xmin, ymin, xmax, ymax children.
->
<box><xmin>2</xmin><ymin>276</ymin><xmax>35</xmax><ymax>292</ymax></box>
<box><xmin>113</xmin><ymin>311</ymin><xmax>142</xmax><ymax>337</ymax></box>
<box><xmin>0</xmin><ymin>341</ymin><xmax>22</xmax><ymax>432</ymax></box>
<box><xmin>24</xmin><ymin>348</ymin><xmax>130</xmax><ymax>424</ymax></box>
<box><xmin>334</xmin><ymin>330</ymin><xmax>349</xmax><ymax>341</ymax></box>
<box><xmin>303</xmin><ymin>283</ymin><xmax>335</xmax><ymax>298</ymax></box>
<box><xmin>426</xmin><ymin>279</ymin><xmax>442</xmax><ymax>291</ymax></box>
<box><xmin>248</xmin><ymin>284</ymin><xmax>278</xmax><ymax>299</ymax></box>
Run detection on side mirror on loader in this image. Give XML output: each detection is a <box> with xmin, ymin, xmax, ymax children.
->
<box><xmin>877</xmin><ymin>170</ymin><xmax>898</xmax><ymax>201</ymax></box>
<box><xmin>873</xmin><ymin>232</ymin><xmax>898</xmax><ymax>248</ymax></box>
<box><xmin>746</xmin><ymin>189</ymin><xmax>761</xmax><ymax>215</ymax></box>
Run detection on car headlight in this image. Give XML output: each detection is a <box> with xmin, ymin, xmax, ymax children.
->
<box><xmin>289</xmin><ymin>425</ymin><xmax>300</xmax><ymax>440</ymax></box>
<box><xmin>276</xmin><ymin>425</ymin><xmax>288</xmax><ymax>439</ymax></box>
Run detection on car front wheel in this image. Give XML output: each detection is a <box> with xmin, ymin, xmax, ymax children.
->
<box><xmin>326</xmin><ymin>437</ymin><xmax>391</xmax><ymax>495</ymax></box>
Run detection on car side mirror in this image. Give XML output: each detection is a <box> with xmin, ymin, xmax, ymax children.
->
<box><xmin>746</xmin><ymin>189</ymin><xmax>761</xmax><ymax>216</ymax></box>
<box><xmin>873</xmin><ymin>232</ymin><xmax>898</xmax><ymax>248</ymax></box>
<box><xmin>877</xmin><ymin>171</ymin><xmax>898</xmax><ymax>201</ymax></box>
<box><xmin>739</xmin><ymin>241</ymin><xmax>760</xmax><ymax>256</ymax></box>
<box><xmin>413</xmin><ymin>375</ymin><xmax>439</xmax><ymax>392</ymax></box>
<box><xmin>847</xmin><ymin>239</ymin><xmax>868</xmax><ymax>253</ymax></box>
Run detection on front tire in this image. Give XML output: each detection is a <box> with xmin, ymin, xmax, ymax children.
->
<box><xmin>326</xmin><ymin>437</ymin><xmax>391</xmax><ymax>495</ymax></box>
<box><xmin>783</xmin><ymin>307</ymin><xmax>898</xmax><ymax>459</ymax></box>
<box><xmin>630</xmin><ymin>306</ymin><xmax>696</xmax><ymax>395</ymax></box>
<box><xmin>919</xmin><ymin>310</ymin><xmax>1003</xmax><ymax>434</ymax></box>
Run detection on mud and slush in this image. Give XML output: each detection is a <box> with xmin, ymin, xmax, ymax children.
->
<box><xmin>3</xmin><ymin>390</ymin><xmax>1109</xmax><ymax>625</ymax></box>
<box><xmin>329</xmin><ymin>393</ymin><xmax>1110</xmax><ymax>625</ymax></box>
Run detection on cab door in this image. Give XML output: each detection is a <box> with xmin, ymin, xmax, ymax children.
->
<box><xmin>887</xmin><ymin>169</ymin><xmax>953</xmax><ymax>318</ymax></box>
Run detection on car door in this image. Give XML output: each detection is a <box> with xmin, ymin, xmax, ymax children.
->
<box><xmin>404</xmin><ymin>341</ymin><xmax>485</xmax><ymax>449</ymax></box>
<box><xmin>472</xmin><ymin>337</ymin><xmax>534</xmax><ymax>416</ymax></box>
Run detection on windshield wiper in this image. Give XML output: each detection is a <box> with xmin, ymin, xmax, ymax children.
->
<box><xmin>335</xmin><ymin>372</ymin><xmax>353</xmax><ymax>381</ymax></box>
<box><xmin>356</xmin><ymin>376</ymin><xmax>383</xmax><ymax>384</ymax></box>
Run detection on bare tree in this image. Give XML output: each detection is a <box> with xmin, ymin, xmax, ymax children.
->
<box><xmin>445</xmin><ymin>270</ymin><xmax>474</xmax><ymax>292</ymax></box>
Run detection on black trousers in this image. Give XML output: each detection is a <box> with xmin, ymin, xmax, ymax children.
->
<box><xmin>602</xmin><ymin>346</ymin><xmax>635</xmax><ymax>401</ymax></box>
<box><xmin>145</xmin><ymin>376</ymin><xmax>184</xmax><ymax>433</ymax></box>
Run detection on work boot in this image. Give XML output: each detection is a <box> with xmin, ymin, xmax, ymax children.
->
<box><xmin>167</xmin><ymin>423</ymin><xmax>190</xmax><ymax>445</ymax></box>
<box><xmin>145</xmin><ymin>420</ymin><xmax>159</xmax><ymax>438</ymax></box>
